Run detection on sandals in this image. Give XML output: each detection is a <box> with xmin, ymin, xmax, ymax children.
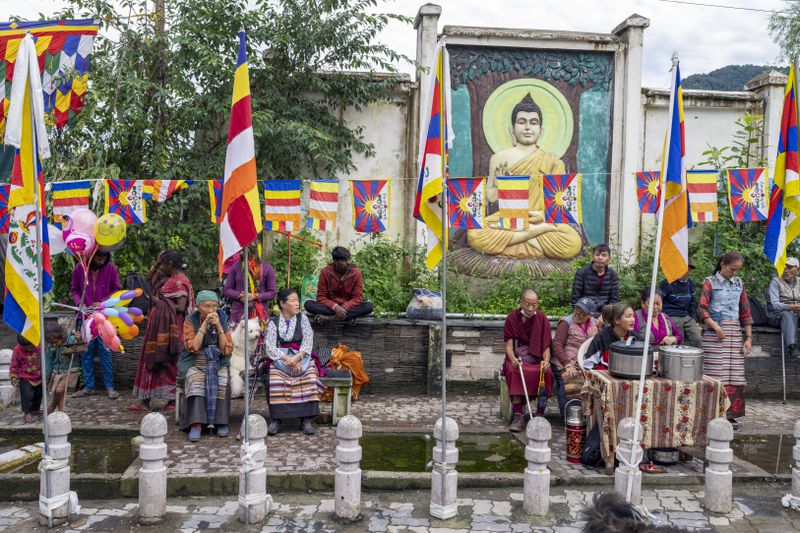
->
<box><xmin>639</xmin><ymin>461</ymin><xmax>666</xmax><ymax>474</ymax></box>
<box><xmin>71</xmin><ymin>388</ymin><xmax>97</xmax><ymax>398</ymax></box>
<box><xmin>728</xmin><ymin>419</ymin><xmax>740</xmax><ymax>430</ymax></box>
<box><xmin>125</xmin><ymin>404</ymin><xmax>145</xmax><ymax>412</ymax></box>
<box><xmin>107</xmin><ymin>390</ymin><xmax>120</xmax><ymax>400</ymax></box>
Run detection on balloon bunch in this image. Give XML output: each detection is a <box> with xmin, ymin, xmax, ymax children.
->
<box><xmin>48</xmin><ymin>208</ymin><xmax>128</xmax><ymax>264</ymax></box>
<box><xmin>80</xmin><ymin>289</ymin><xmax>145</xmax><ymax>350</ymax></box>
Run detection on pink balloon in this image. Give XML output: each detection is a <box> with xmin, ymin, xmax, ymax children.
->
<box><xmin>106</xmin><ymin>336</ymin><xmax>121</xmax><ymax>351</ymax></box>
<box><xmin>81</xmin><ymin>317</ymin><xmax>94</xmax><ymax>343</ymax></box>
<box><xmin>93</xmin><ymin>311</ymin><xmax>107</xmax><ymax>325</ymax></box>
<box><xmin>66</xmin><ymin>208</ymin><xmax>98</xmax><ymax>235</ymax></box>
<box><xmin>65</xmin><ymin>232</ymin><xmax>95</xmax><ymax>254</ymax></box>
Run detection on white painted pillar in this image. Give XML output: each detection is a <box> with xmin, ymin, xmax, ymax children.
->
<box><xmin>523</xmin><ymin>417</ymin><xmax>551</xmax><ymax>516</ymax></box>
<box><xmin>138</xmin><ymin>412</ymin><xmax>168</xmax><ymax>525</ymax></box>
<box><xmin>238</xmin><ymin>414</ymin><xmax>272</xmax><ymax>524</ymax></box>
<box><xmin>39</xmin><ymin>411</ymin><xmax>78</xmax><ymax>526</ymax></box>
<box><xmin>335</xmin><ymin>414</ymin><xmax>363</xmax><ymax>520</ymax></box>
<box><xmin>705</xmin><ymin>418</ymin><xmax>734</xmax><ymax>513</ymax></box>
<box><xmin>0</xmin><ymin>348</ymin><xmax>15</xmax><ymax>409</ymax></box>
<box><xmin>430</xmin><ymin>416</ymin><xmax>459</xmax><ymax>519</ymax></box>
<box><xmin>614</xmin><ymin>417</ymin><xmax>644</xmax><ymax>505</ymax></box>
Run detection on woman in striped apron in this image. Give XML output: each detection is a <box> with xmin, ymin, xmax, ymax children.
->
<box><xmin>697</xmin><ymin>252</ymin><xmax>753</xmax><ymax>429</ymax></box>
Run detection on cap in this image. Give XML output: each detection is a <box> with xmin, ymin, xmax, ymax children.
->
<box><xmin>787</xmin><ymin>257</ymin><xmax>800</xmax><ymax>268</ymax></box>
<box><xmin>575</xmin><ymin>297</ymin><xmax>596</xmax><ymax>314</ymax></box>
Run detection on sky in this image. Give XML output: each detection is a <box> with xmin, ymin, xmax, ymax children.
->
<box><xmin>9</xmin><ymin>0</ymin><xmax>790</xmax><ymax>88</ymax></box>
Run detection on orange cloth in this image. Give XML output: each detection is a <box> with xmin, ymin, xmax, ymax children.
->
<box><xmin>325</xmin><ymin>343</ymin><xmax>369</xmax><ymax>400</ymax></box>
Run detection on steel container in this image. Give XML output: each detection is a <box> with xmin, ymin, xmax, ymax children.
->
<box><xmin>658</xmin><ymin>345</ymin><xmax>704</xmax><ymax>382</ymax></box>
<box><xmin>608</xmin><ymin>340</ymin><xmax>656</xmax><ymax>379</ymax></box>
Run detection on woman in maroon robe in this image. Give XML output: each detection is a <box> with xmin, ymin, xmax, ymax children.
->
<box><xmin>502</xmin><ymin>289</ymin><xmax>554</xmax><ymax>432</ymax></box>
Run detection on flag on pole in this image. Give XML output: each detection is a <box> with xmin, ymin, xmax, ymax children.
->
<box><xmin>0</xmin><ymin>183</ymin><xmax>9</xmax><ymax>234</ymax></box>
<box><xmin>635</xmin><ymin>171</ymin><xmax>661</xmax><ymax>214</ymax></box>
<box><xmin>218</xmin><ymin>30</ymin><xmax>262</xmax><ymax>274</ymax></box>
<box><xmin>446</xmin><ymin>177</ymin><xmax>485</xmax><ymax>229</ymax></box>
<box><xmin>105</xmin><ymin>179</ymin><xmax>146</xmax><ymax>224</ymax></box>
<box><xmin>497</xmin><ymin>175</ymin><xmax>530</xmax><ymax>229</ymax></box>
<box><xmin>727</xmin><ymin>168</ymin><xmax>768</xmax><ymax>222</ymax></box>
<box><xmin>3</xmin><ymin>33</ymin><xmax>52</xmax><ymax>346</ymax></box>
<box><xmin>263</xmin><ymin>179</ymin><xmax>302</xmax><ymax>232</ymax></box>
<box><xmin>142</xmin><ymin>179</ymin><xmax>191</xmax><ymax>202</ymax></box>
<box><xmin>307</xmin><ymin>179</ymin><xmax>338</xmax><ymax>231</ymax></box>
<box><xmin>686</xmin><ymin>170</ymin><xmax>718</xmax><ymax>222</ymax></box>
<box><xmin>765</xmin><ymin>64</ymin><xmax>800</xmax><ymax>275</ymax></box>
<box><xmin>351</xmin><ymin>179</ymin><xmax>390</xmax><ymax>233</ymax></box>
<box><xmin>413</xmin><ymin>42</ymin><xmax>453</xmax><ymax>269</ymax></box>
<box><xmin>208</xmin><ymin>179</ymin><xmax>223</xmax><ymax>224</ymax></box>
<box><xmin>543</xmin><ymin>173</ymin><xmax>582</xmax><ymax>224</ymax></box>
<box><xmin>658</xmin><ymin>59</ymin><xmax>692</xmax><ymax>283</ymax></box>
<box><xmin>50</xmin><ymin>180</ymin><xmax>91</xmax><ymax>228</ymax></box>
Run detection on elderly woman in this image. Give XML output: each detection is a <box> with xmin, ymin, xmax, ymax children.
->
<box><xmin>265</xmin><ymin>288</ymin><xmax>322</xmax><ymax>436</ymax></box>
<box><xmin>634</xmin><ymin>287</ymin><xmax>682</xmax><ymax>346</ymax></box>
<box><xmin>551</xmin><ymin>297</ymin><xmax>598</xmax><ymax>417</ymax></box>
<box><xmin>177</xmin><ymin>290</ymin><xmax>233</xmax><ymax>441</ymax></box>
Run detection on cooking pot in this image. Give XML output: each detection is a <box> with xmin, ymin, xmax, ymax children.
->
<box><xmin>649</xmin><ymin>447</ymin><xmax>680</xmax><ymax>465</ymax></box>
<box><xmin>659</xmin><ymin>345</ymin><xmax>704</xmax><ymax>382</ymax></box>
<box><xmin>608</xmin><ymin>340</ymin><xmax>656</xmax><ymax>379</ymax></box>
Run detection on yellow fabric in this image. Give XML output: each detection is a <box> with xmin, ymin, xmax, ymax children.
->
<box><xmin>323</xmin><ymin>343</ymin><xmax>369</xmax><ymax>401</ymax></box>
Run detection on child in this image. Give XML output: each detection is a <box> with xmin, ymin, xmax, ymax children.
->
<box><xmin>9</xmin><ymin>335</ymin><xmax>42</xmax><ymax>423</ymax></box>
<box><xmin>45</xmin><ymin>323</ymin><xmax>79</xmax><ymax>413</ymax></box>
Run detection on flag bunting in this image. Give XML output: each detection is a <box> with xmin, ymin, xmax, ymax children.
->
<box><xmin>351</xmin><ymin>179</ymin><xmax>390</xmax><ymax>233</ymax></box>
<box><xmin>105</xmin><ymin>179</ymin><xmax>146</xmax><ymax>224</ymax></box>
<box><xmin>263</xmin><ymin>179</ymin><xmax>302</xmax><ymax>232</ymax></box>
<box><xmin>727</xmin><ymin>168</ymin><xmax>769</xmax><ymax>222</ymax></box>
<box><xmin>686</xmin><ymin>169</ymin><xmax>718</xmax><ymax>223</ymax></box>
<box><xmin>50</xmin><ymin>179</ymin><xmax>90</xmax><ymax>228</ymax></box>
<box><xmin>497</xmin><ymin>175</ymin><xmax>530</xmax><ymax>229</ymax></box>
<box><xmin>635</xmin><ymin>171</ymin><xmax>661</xmax><ymax>214</ymax></box>
<box><xmin>307</xmin><ymin>179</ymin><xmax>338</xmax><ymax>232</ymax></box>
<box><xmin>543</xmin><ymin>173</ymin><xmax>582</xmax><ymax>224</ymax></box>
<box><xmin>446</xmin><ymin>177</ymin><xmax>485</xmax><ymax>229</ymax></box>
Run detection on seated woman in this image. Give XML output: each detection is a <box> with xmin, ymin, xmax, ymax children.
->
<box><xmin>265</xmin><ymin>288</ymin><xmax>322</xmax><ymax>436</ymax></box>
<box><xmin>177</xmin><ymin>290</ymin><xmax>233</xmax><ymax>441</ymax></box>
<box><xmin>634</xmin><ymin>287</ymin><xmax>682</xmax><ymax>346</ymax></box>
<box><xmin>582</xmin><ymin>302</ymin><xmax>635</xmax><ymax>370</ymax></box>
<box><xmin>551</xmin><ymin>297</ymin><xmax>598</xmax><ymax>418</ymax></box>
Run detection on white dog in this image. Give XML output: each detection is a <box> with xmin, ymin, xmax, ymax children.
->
<box><xmin>229</xmin><ymin>317</ymin><xmax>261</xmax><ymax>398</ymax></box>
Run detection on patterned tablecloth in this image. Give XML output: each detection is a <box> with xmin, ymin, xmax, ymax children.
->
<box><xmin>580</xmin><ymin>371</ymin><xmax>730</xmax><ymax>463</ymax></box>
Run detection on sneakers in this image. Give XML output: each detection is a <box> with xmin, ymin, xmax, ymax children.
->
<box><xmin>790</xmin><ymin>344</ymin><xmax>800</xmax><ymax>358</ymax></box>
<box><xmin>107</xmin><ymin>389</ymin><xmax>120</xmax><ymax>400</ymax></box>
<box><xmin>508</xmin><ymin>413</ymin><xmax>525</xmax><ymax>432</ymax></box>
<box><xmin>188</xmin><ymin>424</ymin><xmax>202</xmax><ymax>442</ymax></box>
<box><xmin>300</xmin><ymin>417</ymin><xmax>316</xmax><ymax>435</ymax></box>
<box><xmin>216</xmin><ymin>425</ymin><xmax>229</xmax><ymax>437</ymax></box>
<box><xmin>267</xmin><ymin>419</ymin><xmax>282</xmax><ymax>436</ymax></box>
<box><xmin>71</xmin><ymin>388</ymin><xmax>97</xmax><ymax>398</ymax></box>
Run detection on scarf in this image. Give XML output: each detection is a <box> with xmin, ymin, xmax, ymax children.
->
<box><xmin>247</xmin><ymin>256</ymin><xmax>267</xmax><ymax>325</ymax></box>
<box><xmin>203</xmin><ymin>345</ymin><xmax>221</xmax><ymax>426</ymax></box>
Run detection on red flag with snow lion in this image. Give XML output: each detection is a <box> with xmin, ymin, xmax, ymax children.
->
<box><xmin>727</xmin><ymin>168</ymin><xmax>768</xmax><ymax>222</ymax></box>
<box><xmin>635</xmin><ymin>171</ymin><xmax>660</xmax><ymax>214</ymax></box>
<box><xmin>543</xmin><ymin>173</ymin><xmax>582</xmax><ymax>224</ymax></box>
<box><xmin>446</xmin><ymin>177</ymin><xmax>485</xmax><ymax>229</ymax></box>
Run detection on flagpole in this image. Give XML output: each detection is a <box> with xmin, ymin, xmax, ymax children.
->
<box><xmin>438</xmin><ymin>45</ymin><xmax>449</xmax><ymax>511</ymax></box>
<box><xmin>242</xmin><ymin>243</ymin><xmax>250</xmax><ymax>526</ymax></box>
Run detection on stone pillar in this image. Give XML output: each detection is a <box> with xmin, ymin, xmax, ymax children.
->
<box><xmin>238</xmin><ymin>414</ymin><xmax>272</xmax><ymax>524</ymax></box>
<box><xmin>745</xmin><ymin>70</ymin><xmax>789</xmax><ymax>172</ymax></box>
<box><xmin>39</xmin><ymin>411</ymin><xmax>77</xmax><ymax>526</ymax></box>
<box><xmin>335</xmin><ymin>415</ymin><xmax>363</xmax><ymax>521</ymax></box>
<box><xmin>523</xmin><ymin>417</ymin><xmax>551</xmax><ymax>516</ymax></box>
<box><xmin>138</xmin><ymin>412</ymin><xmax>168</xmax><ymax>525</ymax></box>
<box><xmin>430</xmin><ymin>416</ymin><xmax>458</xmax><ymax>519</ymax></box>
<box><xmin>0</xmin><ymin>348</ymin><xmax>15</xmax><ymax>409</ymax></box>
<box><xmin>793</xmin><ymin>420</ymin><xmax>800</xmax><ymax>499</ymax></box>
<box><xmin>614</xmin><ymin>417</ymin><xmax>644</xmax><ymax>505</ymax></box>
<box><xmin>705</xmin><ymin>418</ymin><xmax>734</xmax><ymax>513</ymax></box>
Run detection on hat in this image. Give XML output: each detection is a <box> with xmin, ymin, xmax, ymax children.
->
<box><xmin>787</xmin><ymin>257</ymin><xmax>800</xmax><ymax>268</ymax></box>
<box><xmin>196</xmin><ymin>290</ymin><xmax>219</xmax><ymax>304</ymax></box>
<box><xmin>575</xmin><ymin>297</ymin><xmax>596</xmax><ymax>314</ymax></box>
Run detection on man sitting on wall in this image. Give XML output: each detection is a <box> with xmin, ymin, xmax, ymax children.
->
<box><xmin>304</xmin><ymin>246</ymin><xmax>374</xmax><ymax>325</ymax></box>
<box><xmin>767</xmin><ymin>257</ymin><xmax>800</xmax><ymax>358</ymax></box>
<box><xmin>571</xmin><ymin>243</ymin><xmax>619</xmax><ymax>319</ymax></box>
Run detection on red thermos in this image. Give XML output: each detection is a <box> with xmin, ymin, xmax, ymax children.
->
<box><xmin>565</xmin><ymin>402</ymin><xmax>586</xmax><ymax>463</ymax></box>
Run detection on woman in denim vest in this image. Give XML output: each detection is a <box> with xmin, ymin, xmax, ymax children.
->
<box><xmin>697</xmin><ymin>252</ymin><xmax>753</xmax><ymax>429</ymax></box>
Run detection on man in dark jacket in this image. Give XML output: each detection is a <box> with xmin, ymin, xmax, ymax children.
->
<box><xmin>571</xmin><ymin>244</ymin><xmax>619</xmax><ymax>316</ymax></box>
<box><xmin>304</xmin><ymin>246</ymin><xmax>374</xmax><ymax>324</ymax></box>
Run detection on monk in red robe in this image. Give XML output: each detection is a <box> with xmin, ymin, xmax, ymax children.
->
<box><xmin>502</xmin><ymin>289</ymin><xmax>554</xmax><ymax>432</ymax></box>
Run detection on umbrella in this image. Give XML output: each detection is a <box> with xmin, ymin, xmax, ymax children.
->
<box><xmin>536</xmin><ymin>364</ymin><xmax>548</xmax><ymax>415</ymax></box>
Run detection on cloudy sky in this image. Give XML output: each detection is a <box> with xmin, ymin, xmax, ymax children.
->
<box><xmin>11</xmin><ymin>0</ymin><xmax>789</xmax><ymax>88</ymax></box>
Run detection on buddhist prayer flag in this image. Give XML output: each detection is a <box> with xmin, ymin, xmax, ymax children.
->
<box><xmin>105</xmin><ymin>179</ymin><xmax>146</xmax><ymax>224</ymax></box>
<box><xmin>635</xmin><ymin>171</ymin><xmax>661</xmax><ymax>214</ymax></box>
<box><xmin>208</xmin><ymin>179</ymin><xmax>223</xmax><ymax>224</ymax></box>
<box><xmin>658</xmin><ymin>59</ymin><xmax>691</xmax><ymax>283</ymax></box>
<box><xmin>686</xmin><ymin>170</ymin><xmax>718</xmax><ymax>223</ymax></box>
<box><xmin>50</xmin><ymin>179</ymin><xmax>90</xmax><ymax>228</ymax></box>
<box><xmin>142</xmin><ymin>179</ymin><xmax>191</xmax><ymax>202</ymax></box>
<box><xmin>543</xmin><ymin>173</ymin><xmax>582</xmax><ymax>224</ymax></box>
<box><xmin>414</xmin><ymin>42</ymin><xmax>453</xmax><ymax>269</ymax></box>
<box><xmin>218</xmin><ymin>30</ymin><xmax>262</xmax><ymax>275</ymax></box>
<box><xmin>446</xmin><ymin>177</ymin><xmax>485</xmax><ymax>229</ymax></box>
<box><xmin>307</xmin><ymin>179</ymin><xmax>338</xmax><ymax>231</ymax></box>
<box><xmin>727</xmin><ymin>168</ymin><xmax>769</xmax><ymax>222</ymax></box>
<box><xmin>497</xmin><ymin>175</ymin><xmax>530</xmax><ymax>229</ymax></box>
<box><xmin>765</xmin><ymin>64</ymin><xmax>800</xmax><ymax>275</ymax></box>
<box><xmin>263</xmin><ymin>179</ymin><xmax>302</xmax><ymax>232</ymax></box>
<box><xmin>351</xmin><ymin>179</ymin><xmax>390</xmax><ymax>233</ymax></box>
<box><xmin>0</xmin><ymin>19</ymin><xmax>101</xmax><ymax>134</ymax></box>
<box><xmin>0</xmin><ymin>183</ymin><xmax>9</xmax><ymax>234</ymax></box>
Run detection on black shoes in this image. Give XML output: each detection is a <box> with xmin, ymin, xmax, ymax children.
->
<box><xmin>267</xmin><ymin>419</ymin><xmax>282</xmax><ymax>436</ymax></box>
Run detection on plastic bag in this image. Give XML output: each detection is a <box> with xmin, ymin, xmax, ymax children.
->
<box><xmin>406</xmin><ymin>288</ymin><xmax>443</xmax><ymax>320</ymax></box>
<box><xmin>301</xmin><ymin>273</ymin><xmax>319</xmax><ymax>307</ymax></box>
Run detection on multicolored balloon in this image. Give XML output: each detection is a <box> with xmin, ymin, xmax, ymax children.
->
<box><xmin>95</xmin><ymin>288</ymin><xmax>144</xmax><ymax>343</ymax></box>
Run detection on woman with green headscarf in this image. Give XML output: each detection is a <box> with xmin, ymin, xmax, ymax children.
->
<box><xmin>178</xmin><ymin>290</ymin><xmax>234</xmax><ymax>442</ymax></box>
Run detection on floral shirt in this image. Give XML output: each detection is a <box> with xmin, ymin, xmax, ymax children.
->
<box><xmin>265</xmin><ymin>314</ymin><xmax>313</xmax><ymax>361</ymax></box>
<box><xmin>9</xmin><ymin>344</ymin><xmax>42</xmax><ymax>385</ymax></box>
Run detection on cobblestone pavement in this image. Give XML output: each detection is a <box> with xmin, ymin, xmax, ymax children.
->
<box><xmin>0</xmin><ymin>483</ymin><xmax>798</xmax><ymax>532</ymax></box>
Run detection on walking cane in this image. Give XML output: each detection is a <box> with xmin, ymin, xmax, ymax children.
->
<box><xmin>517</xmin><ymin>358</ymin><xmax>534</xmax><ymax>420</ymax></box>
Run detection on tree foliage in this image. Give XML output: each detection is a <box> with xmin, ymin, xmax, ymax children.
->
<box><xmin>683</xmin><ymin>64</ymin><xmax>788</xmax><ymax>91</ymax></box>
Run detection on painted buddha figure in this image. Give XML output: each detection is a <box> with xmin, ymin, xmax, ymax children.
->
<box><xmin>467</xmin><ymin>93</ymin><xmax>582</xmax><ymax>260</ymax></box>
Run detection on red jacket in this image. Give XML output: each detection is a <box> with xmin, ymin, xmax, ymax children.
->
<box><xmin>316</xmin><ymin>263</ymin><xmax>364</xmax><ymax>311</ymax></box>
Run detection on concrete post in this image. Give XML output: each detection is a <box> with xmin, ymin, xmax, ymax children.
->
<box><xmin>523</xmin><ymin>417</ymin><xmax>551</xmax><ymax>516</ymax></box>
<box><xmin>0</xmin><ymin>348</ymin><xmax>15</xmax><ymax>409</ymax></box>
<box><xmin>238</xmin><ymin>414</ymin><xmax>272</xmax><ymax>524</ymax></box>
<box><xmin>430</xmin><ymin>416</ymin><xmax>458</xmax><ymax>519</ymax></box>
<box><xmin>705</xmin><ymin>418</ymin><xmax>734</xmax><ymax>513</ymax></box>
<box><xmin>335</xmin><ymin>415</ymin><xmax>363</xmax><ymax>521</ymax></box>
<box><xmin>793</xmin><ymin>420</ymin><xmax>800</xmax><ymax>499</ymax></box>
<box><xmin>137</xmin><ymin>412</ymin><xmax>168</xmax><ymax>525</ymax></box>
<box><xmin>614</xmin><ymin>417</ymin><xmax>644</xmax><ymax>505</ymax></box>
<box><xmin>38</xmin><ymin>411</ymin><xmax>77</xmax><ymax>526</ymax></box>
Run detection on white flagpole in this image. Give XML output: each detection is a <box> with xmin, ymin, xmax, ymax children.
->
<box><xmin>438</xmin><ymin>42</ymin><xmax>449</xmax><ymax>513</ymax></box>
<box><xmin>242</xmin><ymin>244</ymin><xmax>250</xmax><ymax>526</ymax></box>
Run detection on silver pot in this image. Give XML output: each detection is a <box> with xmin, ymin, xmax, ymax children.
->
<box><xmin>659</xmin><ymin>345</ymin><xmax>704</xmax><ymax>382</ymax></box>
<box><xmin>649</xmin><ymin>447</ymin><xmax>679</xmax><ymax>465</ymax></box>
<box><xmin>608</xmin><ymin>340</ymin><xmax>656</xmax><ymax>379</ymax></box>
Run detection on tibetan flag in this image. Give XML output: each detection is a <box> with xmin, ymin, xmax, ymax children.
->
<box><xmin>497</xmin><ymin>175</ymin><xmax>530</xmax><ymax>229</ymax></box>
<box><xmin>50</xmin><ymin>180</ymin><xmax>90</xmax><ymax>228</ymax></box>
<box><xmin>307</xmin><ymin>179</ymin><xmax>338</xmax><ymax>231</ymax></box>
<box><xmin>658</xmin><ymin>59</ymin><xmax>691</xmax><ymax>283</ymax></box>
<box><xmin>0</xmin><ymin>183</ymin><xmax>9</xmax><ymax>234</ymax></box>
<box><xmin>413</xmin><ymin>42</ymin><xmax>454</xmax><ymax>269</ymax></box>
<box><xmin>543</xmin><ymin>173</ymin><xmax>582</xmax><ymax>224</ymax></box>
<box><xmin>142</xmin><ymin>179</ymin><xmax>191</xmax><ymax>202</ymax></box>
<box><xmin>263</xmin><ymin>179</ymin><xmax>302</xmax><ymax>232</ymax></box>
<box><xmin>765</xmin><ymin>64</ymin><xmax>800</xmax><ymax>275</ymax></box>
<box><xmin>3</xmin><ymin>33</ymin><xmax>52</xmax><ymax>346</ymax></box>
<box><xmin>727</xmin><ymin>168</ymin><xmax>769</xmax><ymax>222</ymax></box>
<box><xmin>105</xmin><ymin>179</ymin><xmax>146</xmax><ymax>224</ymax></box>
<box><xmin>635</xmin><ymin>171</ymin><xmax>661</xmax><ymax>214</ymax></box>
<box><xmin>686</xmin><ymin>170</ymin><xmax>718</xmax><ymax>223</ymax></box>
<box><xmin>208</xmin><ymin>179</ymin><xmax>223</xmax><ymax>224</ymax></box>
<box><xmin>351</xmin><ymin>179</ymin><xmax>390</xmax><ymax>233</ymax></box>
<box><xmin>446</xmin><ymin>177</ymin><xmax>485</xmax><ymax>229</ymax></box>
<box><xmin>218</xmin><ymin>30</ymin><xmax>262</xmax><ymax>275</ymax></box>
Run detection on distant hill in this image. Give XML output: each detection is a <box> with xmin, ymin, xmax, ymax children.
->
<box><xmin>683</xmin><ymin>64</ymin><xmax>790</xmax><ymax>91</ymax></box>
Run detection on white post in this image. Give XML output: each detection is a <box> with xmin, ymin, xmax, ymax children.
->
<box><xmin>705</xmin><ymin>418</ymin><xmax>734</xmax><ymax>513</ymax></box>
<box><xmin>430</xmin><ymin>416</ymin><xmax>458</xmax><ymax>519</ymax></box>
<box><xmin>523</xmin><ymin>417</ymin><xmax>551</xmax><ymax>516</ymax></box>
<box><xmin>614</xmin><ymin>417</ymin><xmax>644</xmax><ymax>506</ymax></box>
<box><xmin>335</xmin><ymin>414</ymin><xmax>363</xmax><ymax>521</ymax></box>
<box><xmin>238</xmin><ymin>414</ymin><xmax>272</xmax><ymax>524</ymax></box>
<box><xmin>38</xmin><ymin>411</ymin><xmax>78</xmax><ymax>526</ymax></box>
<box><xmin>0</xmin><ymin>348</ymin><xmax>15</xmax><ymax>409</ymax></box>
<box><xmin>784</xmin><ymin>420</ymin><xmax>800</xmax><ymax>510</ymax></box>
<box><xmin>138</xmin><ymin>412</ymin><xmax>168</xmax><ymax>525</ymax></box>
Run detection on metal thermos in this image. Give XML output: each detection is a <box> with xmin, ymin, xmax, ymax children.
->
<box><xmin>565</xmin><ymin>401</ymin><xmax>585</xmax><ymax>464</ymax></box>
